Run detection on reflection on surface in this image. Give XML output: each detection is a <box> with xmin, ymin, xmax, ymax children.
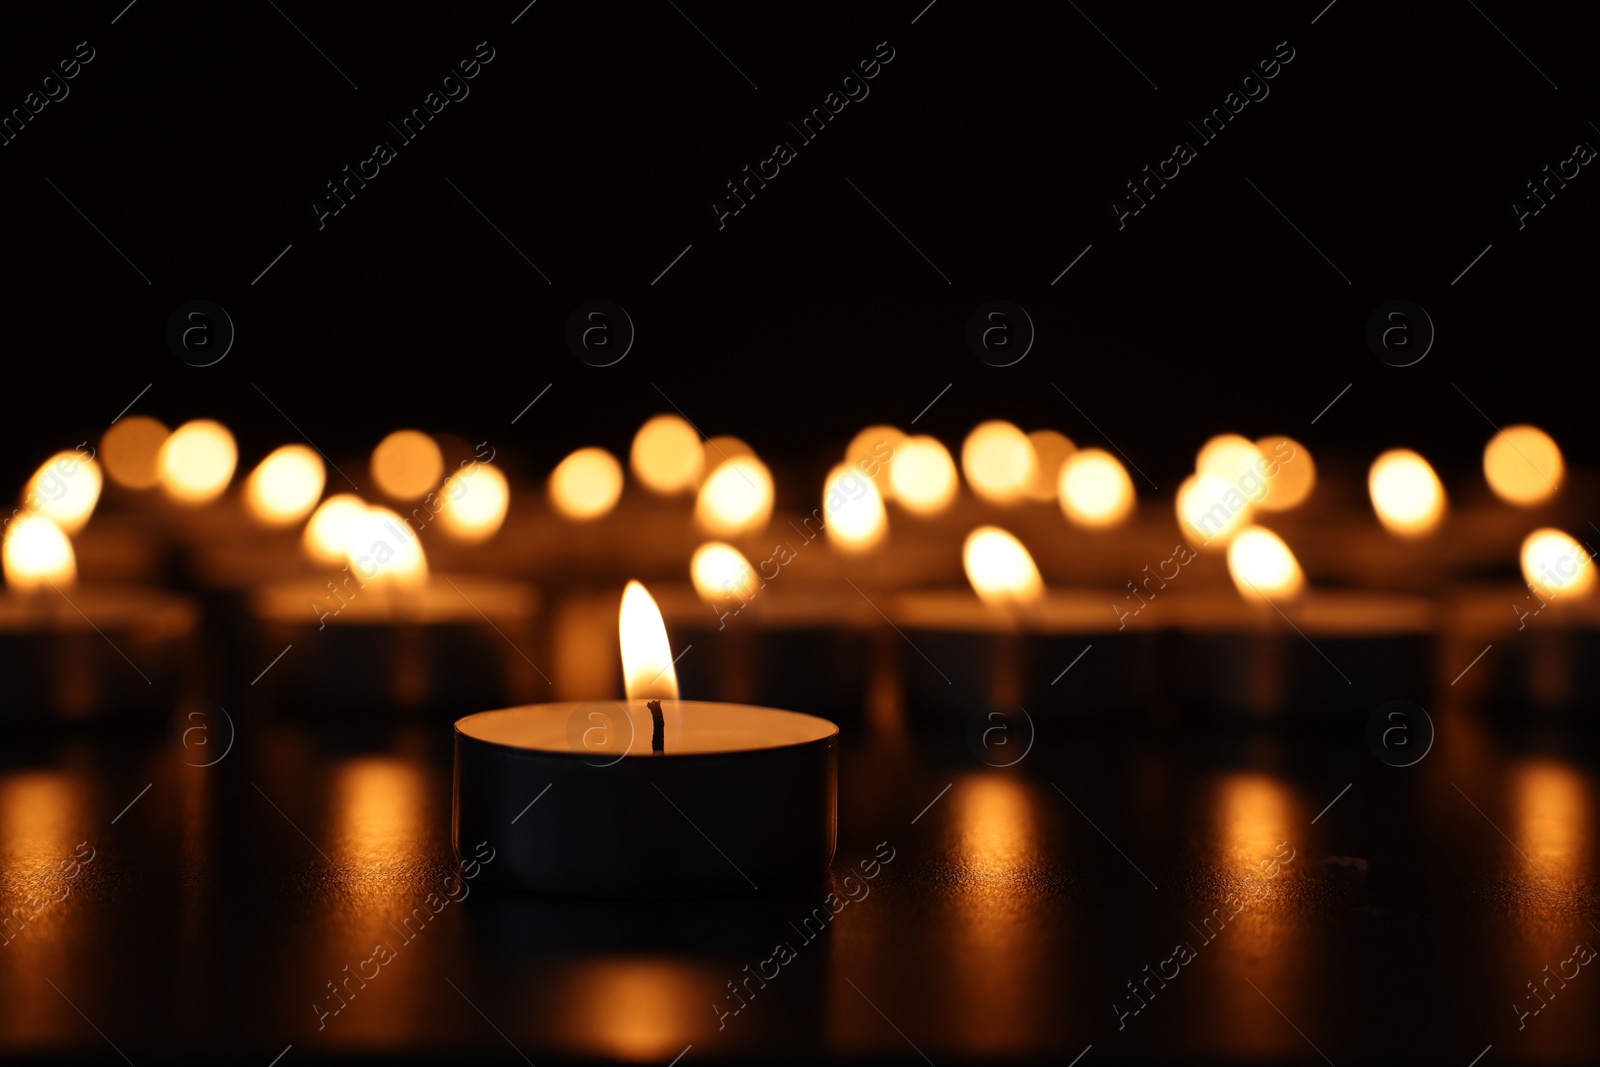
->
<box><xmin>330</xmin><ymin>757</ymin><xmax>430</xmax><ymax>870</ymax></box>
<box><xmin>1512</xmin><ymin>759</ymin><xmax>1591</xmax><ymax>884</ymax></box>
<box><xmin>1214</xmin><ymin>772</ymin><xmax>1297</xmax><ymax>881</ymax></box>
<box><xmin>552</xmin><ymin>957</ymin><xmax>711</xmax><ymax>1062</ymax></box>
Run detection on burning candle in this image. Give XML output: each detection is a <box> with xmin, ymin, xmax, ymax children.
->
<box><xmin>452</xmin><ymin>580</ymin><xmax>838</xmax><ymax>897</ymax></box>
<box><xmin>248</xmin><ymin>502</ymin><xmax>540</xmax><ymax>713</ymax></box>
<box><xmin>0</xmin><ymin>513</ymin><xmax>196</xmax><ymax>719</ymax></box>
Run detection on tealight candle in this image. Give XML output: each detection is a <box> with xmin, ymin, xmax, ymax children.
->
<box><xmin>453</xmin><ymin>580</ymin><xmax>837</xmax><ymax>898</ymax></box>
<box><xmin>0</xmin><ymin>514</ymin><xmax>196</xmax><ymax>720</ymax></box>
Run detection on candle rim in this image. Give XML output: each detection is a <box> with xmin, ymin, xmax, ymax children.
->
<box><xmin>455</xmin><ymin>700</ymin><xmax>838</xmax><ymax>758</ymax></box>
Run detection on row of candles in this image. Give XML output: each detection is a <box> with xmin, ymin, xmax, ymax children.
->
<box><xmin>0</xmin><ymin>410</ymin><xmax>1588</xmax><ymax>723</ymax></box>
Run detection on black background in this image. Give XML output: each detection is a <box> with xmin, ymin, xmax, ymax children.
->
<box><xmin>1</xmin><ymin>0</ymin><xmax>1594</xmax><ymax>495</ymax></box>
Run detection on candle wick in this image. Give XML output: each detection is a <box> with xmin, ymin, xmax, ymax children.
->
<box><xmin>648</xmin><ymin>699</ymin><xmax>664</xmax><ymax>753</ymax></box>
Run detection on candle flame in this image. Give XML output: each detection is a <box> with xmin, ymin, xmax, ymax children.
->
<box><xmin>1176</xmin><ymin>471</ymin><xmax>1251</xmax><ymax>548</ymax></box>
<box><xmin>1253</xmin><ymin>435</ymin><xmax>1315</xmax><ymax>512</ymax></box>
<box><xmin>630</xmin><ymin>415</ymin><xmax>704</xmax><ymax>495</ymax></box>
<box><xmin>158</xmin><ymin>420</ymin><xmax>237</xmax><ymax>505</ymax></box>
<box><xmin>963</xmin><ymin>526</ymin><xmax>1044</xmax><ymax>607</ymax></box>
<box><xmin>438</xmin><ymin>462</ymin><xmax>510</xmax><ymax>542</ymax></box>
<box><xmin>551</xmin><ymin>447</ymin><xmax>624</xmax><ymax>521</ymax></box>
<box><xmin>25</xmin><ymin>451</ymin><xmax>103</xmax><ymax>534</ymax></box>
<box><xmin>1227</xmin><ymin>525</ymin><xmax>1304</xmax><ymax>602</ymax></box>
<box><xmin>1485</xmin><ymin>425</ymin><xmax>1563</xmax><ymax>506</ymax></box>
<box><xmin>961</xmin><ymin>420</ymin><xmax>1036</xmax><ymax>505</ymax></box>
<box><xmin>823</xmin><ymin>462</ymin><xmax>888</xmax><ymax>554</ymax></box>
<box><xmin>1521</xmin><ymin>528</ymin><xmax>1595</xmax><ymax>599</ymax></box>
<box><xmin>1024</xmin><ymin>430</ymin><xmax>1075</xmax><ymax>502</ymax></box>
<box><xmin>371</xmin><ymin>430</ymin><xmax>443</xmax><ymax>501</ymax></box>
<box><xmin>100</xmin><ymin>415</ymin><xmax>169</xmax><ymax>490</ymax></box>
<box><xmin>303</xmin><ymin>493</ymin><xmax>369</xmax><ymax>565</ymax></box>
<box><xmin>620</xmin><ymin>580</ymin><xmax>679</xmax><ymax>700</ymax></box>
<box><xmin>344</xmin><ymin>506</ymin><xmax>428</xmax><ymax>589</ymax></box>
<box><xmin>1058</xmin><ymin>448</ymin><xmax>1134</xmax><ymax>528</ymax></box>
<box><xmin>887</xmin><ymin>435</ymin><xmax>958</xmax><ymax>516</ymax></box>
<box><xmin>245</xmin><ymin>444</ymin><xmax>326</xmax><ymax>526</ymax></box>
<box><xmin>845</xmin><ymin>425</ymin><xmax>907</xmax><ymax>498</ymax></box>
<box><xmin>1369</xmin><ymin>449</ymin><xmax>1445</xmax><ymax>537</ymax></box>
<box><xmin>1196</xmin><ymin>434</ymin><xmax>1265</xmax><ymax>484</ymax></box>
<box><xmin>694</xmin><ymin>455</ymin><xmax>773</xmax><ymax>537</ymax></box>
<box><xmin>3</xmin><ymin>514</ymin><xmax>76</xmax><ymax>592</ymax></box>
<box><xmin>690</xmin><ymin>542</ymin><xmax>758</xmax><ymax>604</ymax></box>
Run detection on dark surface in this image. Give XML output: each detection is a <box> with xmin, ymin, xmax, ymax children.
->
<box><xmin>3</xmin><ymin>707</ymin><xmax>1598</xmax><ymax>1064</ymax></box>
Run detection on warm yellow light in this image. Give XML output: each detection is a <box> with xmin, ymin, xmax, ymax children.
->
<box><xmin>1485</xmin><ymin>425</ymin><xmax>1563</xmax><ymax>506</ymax></box>
<box><xmin>1369</xmin><ymin>449</ymin><xmax>1445</xmax><ymax>537</ymax></box>
<box><xmin>100</xmin><ymin>416</ymin><xmax>168</xmax><ymax>490</ymax></box>
<box><xmin>961</xmin><ymin>420</ymin><xmax>1036</xmax><ymax>505</ymax></box>
<box><xmin>244</xmin><ymin>445</ymin><xmax>325</xmax><ymax>526</ymax></box>
<box><xmin>1059</xmin><ymin>448</ymin><xmax>1135</xmax><ymax>529</ymax></box>
<box><xmin>3</xmin><ymin>514</ymin><xmax>76</xmax><ymax>592</ymax></box>
<box><xmin>888</xmin><ymin>435</ymin><xmax>958</xmax><ymax>516</ymax></box>
<box><xmin>702</xmin><ymin>436</ymin><xmax>755</xmax><ymax>475</ymax></box>
<box><xmin>550</xmin><ymin>447</ymin><xmax>624</xmax><ymax>521</ymax></box>
<box><xmin>1196</xmin><ymin>434</ymin><xmax>1265</xmax><ymax>484</ymax></box>
<box><xmin>438</xmin><ymin>463</ymin><xmax>510</xmax><ymax>542</ymax></box>
<box><xmin>1227</xmin><ymin>526</ymin><xmax>1304</xmax><ymax>602</ymax></box>
<box><xmin>823</xmin><ymin>462</ymin><xmax>888</xmax><ymax>554</ymax></box>
<box><xmin>25</xmin><ymin>452</ymin><xmax>102</xmax><ymax>534</ymax></box>
<box><xmin>620</xmin><ymin>580</ymin><xmax>679</xmax><ymax>700</ymax></box>
<box><xmin>693</xmin><ymin>456</ymin><xmax>773</xmax><ymax>537</ymax></box>
<box><xmin>158</xmin><ymin>419</ymin><xmax>237</xmax><ymax>504</ymax></box>
<box><xmin>1177</xmin><ymin>471</ymin><xmax>1252</xmax><ymax>548</ymax></box>
<box><xmin>344</xmin><ymin>506</ymin><xmax>428</xmax><ymax>589</ymax></box>
<box><xmin>690</xmin><ymin>542</ymin><xmax>758</xmax><ymax>604</ymax></box>
<box><xmin>1521</xmin><ymin>528</ymin><xmax>1595</xmax><ymax>599</ymax></box>
<box><xmin>630</xmin><ymin>415</ymin><xmax>704</xmax><ymax>495</ymax></box>
<box><xmin>1253</xmin><ymin>435</ymin><xmax>1315</xmax><ymax>512</ymax></box>
<box><xmin>1024</xmin><ymin>430</ymin><xmax>1075</xmax><ymax>502</ymax></box>
<box><xmin>370</xmin><ymin>430</ymin><xmax>443</xmax><ymax>501</ymax></box>
<box><xmin>963</xmin><ymin>526</ymin><xmax>1044</xmax><ymax>607</ymax></box>
<box><xmin>845</xmin><ymin>425</ymin><xmax>907</xmax><ymax>499</ymax></box>
<box><xmin>303</xmin><ymin>493</ymin><xmax>368</xmax><ymax>566</ymax></box>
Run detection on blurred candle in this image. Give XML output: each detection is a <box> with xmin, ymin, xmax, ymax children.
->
<box><xmin>371</xmin><ymin>430</ymin><xmax>444</xmax><ymax>501</ymax></box>
<box><xmin>1023</xmin><ymin>430</ymin><xmax>1074</xmax><ymax>503</ymax></box>
<box><xmin>1484</xmin><ymin>425</ymin><xmax>1563</xmax><ymax>506</ymax></box>
<box><xmin>1369</xmin><ymin>449</ymin><xmax>1445</xmax><ymax>537</ymax></box>
<box><xmin>1253</xmin><ymin>435</ymin><xmax>1314</xmax><ymax>512</ymax></box>
<box><xmin>629</xmin><ymin>415</ymin><xmax>704</xmax><ymax>494</ymax></box>
<box><xmin>961</xmin><ymin>421</ymin><xmax>1036</xmax><ymax>506</ymax></box>
<box><xmin>824</xmin><ymin>463</ymin><xmax>888</xmax><ymax>554</ymax></box>
<box><xmin>24</xmin><ymin>452</ymin><xmax>102</xmax><ymax>534</ymax></box>
<box><xmin>303</xmin><ymin>493</ymin><xmax>369</xmax><ymax>566</ymax></box>
<box><xmin>888</xmin><ymin>435</ymin><xmax>958</xmax><ymax>516</ymax></box>
<box><xmin>99</xmin><ymin>415</ymin><xmax>168</xmax><ymax>490</ymax></box>
<box><xmin>550</xmin><ymin>448</ymin><xmax>624</xmax><ymax>521</ymax></box>
<box><xmin>157</xmin><ymin>420</ymin><xmax>237</xmax><ymax>505</ymax></box>
<box><xmin>244</xmin><ymin>444</ymin><xmax>325</xmax><ymax>527</ymax></box>
<box><xmin>694</xmin><ymin>455</ymin><xmax>773</xmax><ymax>537</ymax></box>
<box><xmin>438</xmin><ymin>463</ymin><xmax>510</xmax><ymax>542</ymax></box>
<box><xmin>1058</xmin><ymin>448</ymin><xmax>1134</xmax><ymax>529</ymax></box>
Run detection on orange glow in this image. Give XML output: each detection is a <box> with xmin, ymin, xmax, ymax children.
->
<box><xmin>438</xmin><ymin>463</ymin><xmax>510</xmax><ymax>542</ymax></box>
<box><xmin>690</xmin><ymin>542</ymin><xmax>758</xmax><ymax>604</ymax></box>
<box><xmin>1369</xmin><ymin>449</ymin><xmax>1445</xmax><ymax>537</ymax></box>
<box><xmin>3</xmin><ymin>515</ymin><xmax>76</xmax><ymax>592</ymax></box>
<box><xmin>330</xmin><ymin>757</ymin><xmax>429</xmax><ymax>867</ymax></box>
<box><xmin>702</xmin><ymin>435</ymin><xmax>755</xmax><ymax>473</ymax></box>
<box><xmin>1228</xmin><ymin>526</ymin><xmax>1305</xmax><ymax>602</ymax></box>
<box><xmin>888</xmin><ymin>435</ymin><xmax>958</xmax><ymax>515</ymax></box>
<box><xmin>620</xmin><ymin>580</ymin><xmax>679</xmax><ymax>700</ymax></box>
<box><xmin>370</xmin><ymin>430</ymin><xmax>443</xmax><ymax>501</ymax></box>
<box><xmin>550</xmin><ymin>447</ymin><xmax>624</xmax><ymax>521</ymax></box>
<box><xmin>344</xmin><ymin>506</ymin><xmax>428</xmax><ymax>589</ymax></box>
<box><xmin>556</xmin><ymin>959</ymin><xmax>704</xmax><ymax>1062</ymax></box>
<box><xmin>1058</xmin><ymin>448</ymin><xmax>1134</xmax><ymax>528</ymax></box>
<box><xmin>302</xmin><ymin>493</ymin><xmax>368</xmax><ymax>565</ymax></box>
<box><xmin>1176</xmin><ymin>471</ymin><xmax>1250</xmax><ymax>548</ymax></box>
<box><xmin>1215</xmin><ymin>773</ymin><xmax>1296</xmax><ymax>878</ymax></box>
<box><xmin>824</xmin><ymin>462</ymin><xmax>888</xmax><ymax>554</ymax></box>
<box><xmin>693</xmin><ymin>456</ymin><xmax>774</xmax><ymax>537</ymax></box>
<box><xmin>1196</xmin><ymin>434</ymin><xmax>1265</xmax><ymax>484</ymax></box>
<box><xmin>954</xmin><ymin>774</ymin><xmax>1036</xmax><ymax>881</ymax></box>
<box><xmin>1484</xmin><ymin>425</ymin><xmax>1563</xmax><ymax>506</ymax></box>
<box><xmin>846</xmin><ymin>425</ymin><xmax>906</xmax><ymax>498</ymax></box>
<box><xmin>1511</xmin><ymin>760</ymin><xmax>1589</xmax><ymax>878</ymax></box>
<box><xmin>100</xmin><ymin>416</ymin><xmax>169</xmax><ymax>490</ymax></box>
<box><xmin>25</xmin><ymin>452</ymin><xmax>102</xmax><ymax>534</ymax></box>
<box><xmin>244</xmin><ymin>445</ymin><xmax>325</xmax><ymax>526</ymax></box>
<box><xmin>963</xmin><ymin>526</ymin><xmax>1044</xmax><ymax>607</ymax></box>
<box><xmin>961</xmin><ymin>420</ymin><xmax>1037</xmax><ymax>505</ymax></box>
<box><xmin>158</xmin><ymin>419</ymin><xmax>237</xmax><ymax>504</ymax></box>
<box><xmin>1521</xmin><ymin>528</ymin><xmax>1595</xmax><ymax>599</ymax></box>
<box><xmin>630</xmin><ymin>415</ymin><xmax>704</xmax><ymax>495</ymax></box>
<box><xmin>1253</xmin><ymin>435</ymin><xmax>1314</xmax><ymax>512</ymax></box>
<box><xmin>1024</xmin><ymin>430</ymin><xmax>1075</xmax><ymax>502</ymax></box>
